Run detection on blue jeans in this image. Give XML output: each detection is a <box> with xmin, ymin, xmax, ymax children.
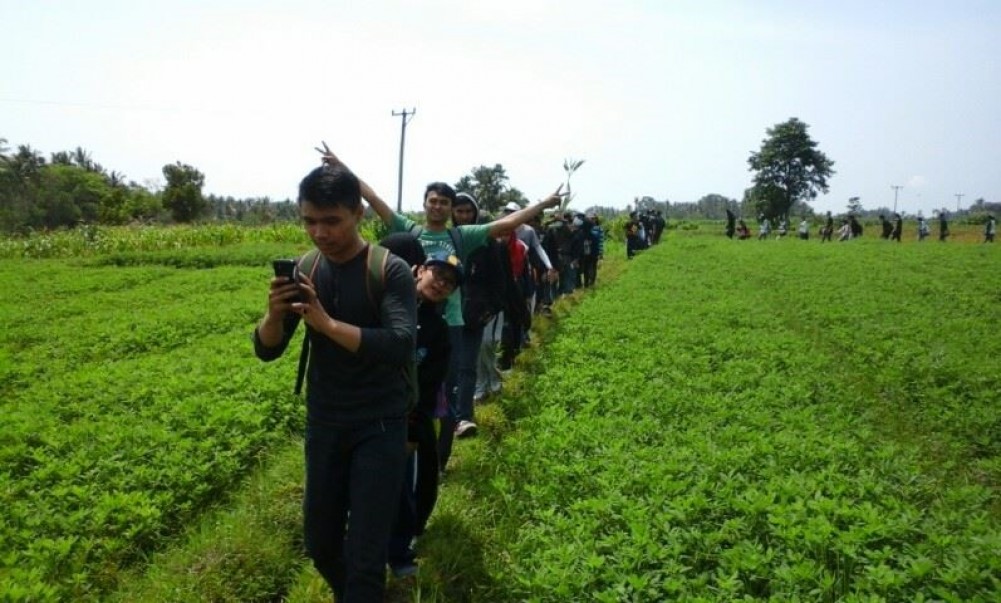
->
<box><xmin>304</xmin><ymin>417</ymin><xmax>407</xmax><ymax>602</ymax></box>
<box><xmin>559</xmin><ymin>263</ymin><xmax>577</xmax><ymax>296</ymax></box>
<box><xmin>438</xmin><ymin>324</ymin><xmax>484</xmax><ymax>470</ymax></box>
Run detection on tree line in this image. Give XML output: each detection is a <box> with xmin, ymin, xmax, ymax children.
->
<box><xmin>9</xmin><ymin>120</ymin><xmax>986</xmax><ymax>235</ymax></box>
<box><xmin>0</xmin><ymin>137</ymin><xmax>296</xmax><ymax>234</ymax></box>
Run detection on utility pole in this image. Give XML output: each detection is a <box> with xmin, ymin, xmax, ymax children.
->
<box><xmin>891</xmin><ymin>185</ymin><xmax>903</xmax><ymax>213</ymax></box>
<box><xmin>955</xmin><ymin>193</ymin><xmax>964</xmax><ymax>213</ymax></box>
<box><xmin>391</xmin><ymin>108</ymin><xmax>416</xmax><ymax>213</ymax></box>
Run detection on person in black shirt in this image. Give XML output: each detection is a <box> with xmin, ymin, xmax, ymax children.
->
<box><xmin>253</xmin><ymin>165</ymin><xmax>416</xmax><ymax>602</ymax></box>
<box><xmin>378</xmin><ymin>233</ymin><xmax>460</xmax><ymax>578</ymax></box>
<box><xmin>891</xmin><ymin>213</ymin><xmax>903</xmax><ymax>242</ymax></box>
<box><xmin>879</xmin><ymin>214</ymin><xmax>892</xmax><ymax>239</ymax></box>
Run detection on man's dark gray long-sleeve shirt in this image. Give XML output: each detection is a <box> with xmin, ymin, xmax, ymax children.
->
<box><xmin>254</xmin><ymin>246</ymin><xmax>416</xmax><ymax>425</ymax></box>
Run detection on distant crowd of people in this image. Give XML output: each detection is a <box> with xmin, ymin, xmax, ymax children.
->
<box><xmin>725</xmin><ymin>209</ymin><xmax>996</xmax><ymax>244</ymax></box>
<box><xmin>625</xmin><ymin>208</ymin><xmax>667</xmax><ymax>257</ymax></box>
<box><xmin>253</xmin><ymin>143</ymin><xmax>609</xmax><ymax>601</ymax></box>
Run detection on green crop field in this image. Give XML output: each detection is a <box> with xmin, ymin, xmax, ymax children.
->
<box><xmin>461</xmin><ymin>234</ymin><xmax>1000</xmax><ymax>602</ymax></box>
<box><xmin>1</xmin><ymin>224</ymin><xmax>998</xmax><ymax>602</ymax></box>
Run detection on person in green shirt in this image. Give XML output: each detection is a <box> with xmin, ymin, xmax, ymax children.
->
<box><xmin>317</xmin><ymin>142</ymin><xmax>564</xmax><ymax>471</ymax></box>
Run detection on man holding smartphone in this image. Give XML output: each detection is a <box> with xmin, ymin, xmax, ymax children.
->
<box><xmin>253</xmin><ymin>164</ymin><xmax>416</xmax><ymax>602</ymax></box>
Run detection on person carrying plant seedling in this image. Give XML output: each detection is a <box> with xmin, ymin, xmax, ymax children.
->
<box><xmin>253</xmin><ymin>164</ymin><xmax>417</xmax><ymax>602</ymax></box>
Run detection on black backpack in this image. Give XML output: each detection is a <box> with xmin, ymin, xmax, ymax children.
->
<box><xmin>461</xmin><ymin>238</ymin><xmax>509</xmax><ymax>327</ymax></box>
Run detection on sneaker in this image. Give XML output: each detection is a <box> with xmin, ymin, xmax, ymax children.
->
<box><xmin>390</xmin><ymin>562</ymin><xmax>418</xmax><ymax>578</ymax></box>
<box><xmin>455</xmin><ymin>420</ymin><xmax>478</xmax><ymax>438</ymax></box>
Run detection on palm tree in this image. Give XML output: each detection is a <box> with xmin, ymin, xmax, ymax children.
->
<box><xmin>51</xmin><ymin>151</ymin><xmax>74</xmax><ymax>165</ymax></box>
<box><xmin>0</xmin><ymin>137</ymin><xmax>10</xmax><ymax>175</ymax></box>
<box><xmin>106</xmin><ymin>170</ymin><xmax>126</xmax><ymax>188</ymax></box>
<box><xmin>72</xmin><ymin>146</ymin><xmax>94</xmax><ymax>171</ymax></box>
<box><xmin>11</xmin><ymin>145</ymin><xmax>46</xmax><ymax>182</ymax></box>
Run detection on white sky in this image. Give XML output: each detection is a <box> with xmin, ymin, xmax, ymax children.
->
<box><xmin>2</xmin><ymin>0</ymin><xmax>999</xmax><ymax>215</ymax></box>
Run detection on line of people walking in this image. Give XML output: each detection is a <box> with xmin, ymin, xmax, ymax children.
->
<box><xmin>728</xmin><ymin>210</ymin><xmax>995</xmax><ymax>243</ymax></box>
<box><xmin>253</xmin><ymin>144</ymin><xmax>606</xmax><ymax>601</ymax></box>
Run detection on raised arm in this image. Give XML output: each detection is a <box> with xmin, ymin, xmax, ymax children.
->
<box><xmin>487</xmin><ymin>184</ymin><xmax>566</xmax><ymax>239</ymax></box>
<box><xmin>316</xmin><ymin>141</ymin><xmax>395</xmax><ymax>225</ymax></box>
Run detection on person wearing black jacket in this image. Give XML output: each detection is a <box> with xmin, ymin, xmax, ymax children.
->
<box><xmin>879</xmin><ymin>215</ymin><xmax>892</xmax><ymax>239</ymax></box>
<box><xmin>378</xmin><ymin>233</ymin><xmax>459</xmax><ymax>578</ymax></box>
<box><xmin>560</xmin><ymin>214</ymin><xmax>586</xmax><ymax>296</ymax></box>
<box><xmin>254</xmin><ymin>165</ymin><xmax>416</xmax><ymax>602</ymax></box>
<box><xmin>891</xmin><ymin>213</ymin><xmax>903</xmax><ymax>242</ymax></box>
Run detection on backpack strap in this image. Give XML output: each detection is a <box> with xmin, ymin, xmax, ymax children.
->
<box><xmin>446</xmin><ymin>227</ymin><xmax>463</xmax><ymax>260</ymax></box>
<box><xmin>294</xmin><ymin>246</ymin><xmax>392</xmax><ymax>397</ymax></box>
<box><xmin>365</xmin><ymin>244</ymin><xmax>389</xmax><ymax>307</ymax></box>
<box><xmin>294</xmin><ymin>249</ymin><xmax>323</xmax><ymax>396</ymax></box>
<box><xmin>410</xmin><ymin>223</ymin><xmax>464</xmax><ymax>261</ymax></box>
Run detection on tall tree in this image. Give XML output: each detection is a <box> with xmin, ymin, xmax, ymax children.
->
<box><xmin>747</xmin><ymin>118</ymin><xmax>834</xmax><ymax>219</ymax></box>
<box><xmin>454</xmin><ymin>164</ymin><xmax>525</xmax><ymax>214</ymax></box>
<box><xmin>10</xmin><ymin>145</ymin><xmax>46</xmax><ymax>184</ymax></box>
<box><xmin>162</xmin><ymin>161</ymin><xmax>206</xmax><ymax>222</ymax></box>
<box><xmin>696</xmin><ymin>193</ymin><xmax>738</xmax><ymax>220</ymax></box>
<box><xmin>72</xmin><ymin>147</ymin><xmax>94</xmax><ymax>171</ymax></box>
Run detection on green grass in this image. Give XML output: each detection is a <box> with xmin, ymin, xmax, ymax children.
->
<box><xmin>464</xmin><ymin>236</ymin><xmax>1000</xmax><ymax>601</ymax></box>
<box><xmin>3</xmin><ymin>225</ymin><xmax>999</xmax><ymax>602</ymax></box>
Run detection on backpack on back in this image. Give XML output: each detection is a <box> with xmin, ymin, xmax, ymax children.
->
<box><xmin>461</xmin><ymin>238</ymin><xmax>508</xmax><ymax>327</ymax></box>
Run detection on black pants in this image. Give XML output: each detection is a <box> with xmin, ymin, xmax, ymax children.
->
<box><xmin>304</xmin><ymin>417</ymin><xmax>407</xmax><ymax>602</ymax></box>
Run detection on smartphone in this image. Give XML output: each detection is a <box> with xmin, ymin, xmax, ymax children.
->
<box><xmin>272</xmin><ymin>259</ymin><xmax>302</xmax><ymax>302</ymax></box>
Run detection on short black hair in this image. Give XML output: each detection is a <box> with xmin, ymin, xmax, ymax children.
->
<box><xmin>298</xmin><ymin>165</ymin><xmax>361</xmax><ymax>210</ymax></box>
<box><xmin>424</xmin><ymin>182</ymin><xmax>456</xmax><ymax>203</ymax></box>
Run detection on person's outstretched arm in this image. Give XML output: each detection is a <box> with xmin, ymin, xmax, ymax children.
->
<box><xmin>316</xmin><ymin>141</ymin><xmax>395</xmax><ymax>225</ymax></box>
<box><xmin>487</xmin><ymin>185</ymin><xmax>566</xmax><ymax>239</ymax></box>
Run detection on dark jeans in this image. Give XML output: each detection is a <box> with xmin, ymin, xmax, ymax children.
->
<box><xmin>580</xmin><ymin>255</ymin><xmax>598</xmax><ymax>287</ymax></box>
<box><xmin>388</xmin><ymin>412</ymin><xmax>439</xmax><ymax>568</ymax></box>
<box><xmin>304</xmin><ymin>416</ymin><xmax>407</xmax><ymax>603</ymax></box>
<box><xmin>438</xmin><ymin>324</ymin><xmax>483</xmax><ymax>470</ymax></box>
<box><xmin>388</xmin><ymin>452</ymin><xmax>418</xmax><ymax>569</ymax></box>
<box><xmin>500</xmin><ymin>307</ymin><xmax>526</xmax><ymax>371</ymax></box>
<box><xmin>558</xmin><ymin>262</ymin><xmax>577</xmax><ymax>296</ymax></box>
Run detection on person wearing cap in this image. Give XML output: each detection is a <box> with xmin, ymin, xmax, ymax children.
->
<box><xmin>254</xmin><ymin>165</ymin><xmax>416</xmax><ymax>602</ymax></box>
<box><xmin>317</xmin><ymin>143</ymin><xmax>564</xmax><ymax>472</ymax></box>
<box><xmin>378</xmin><ymin>233</ymin><xmax>462</xmax><ymax>579</ymax></box>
